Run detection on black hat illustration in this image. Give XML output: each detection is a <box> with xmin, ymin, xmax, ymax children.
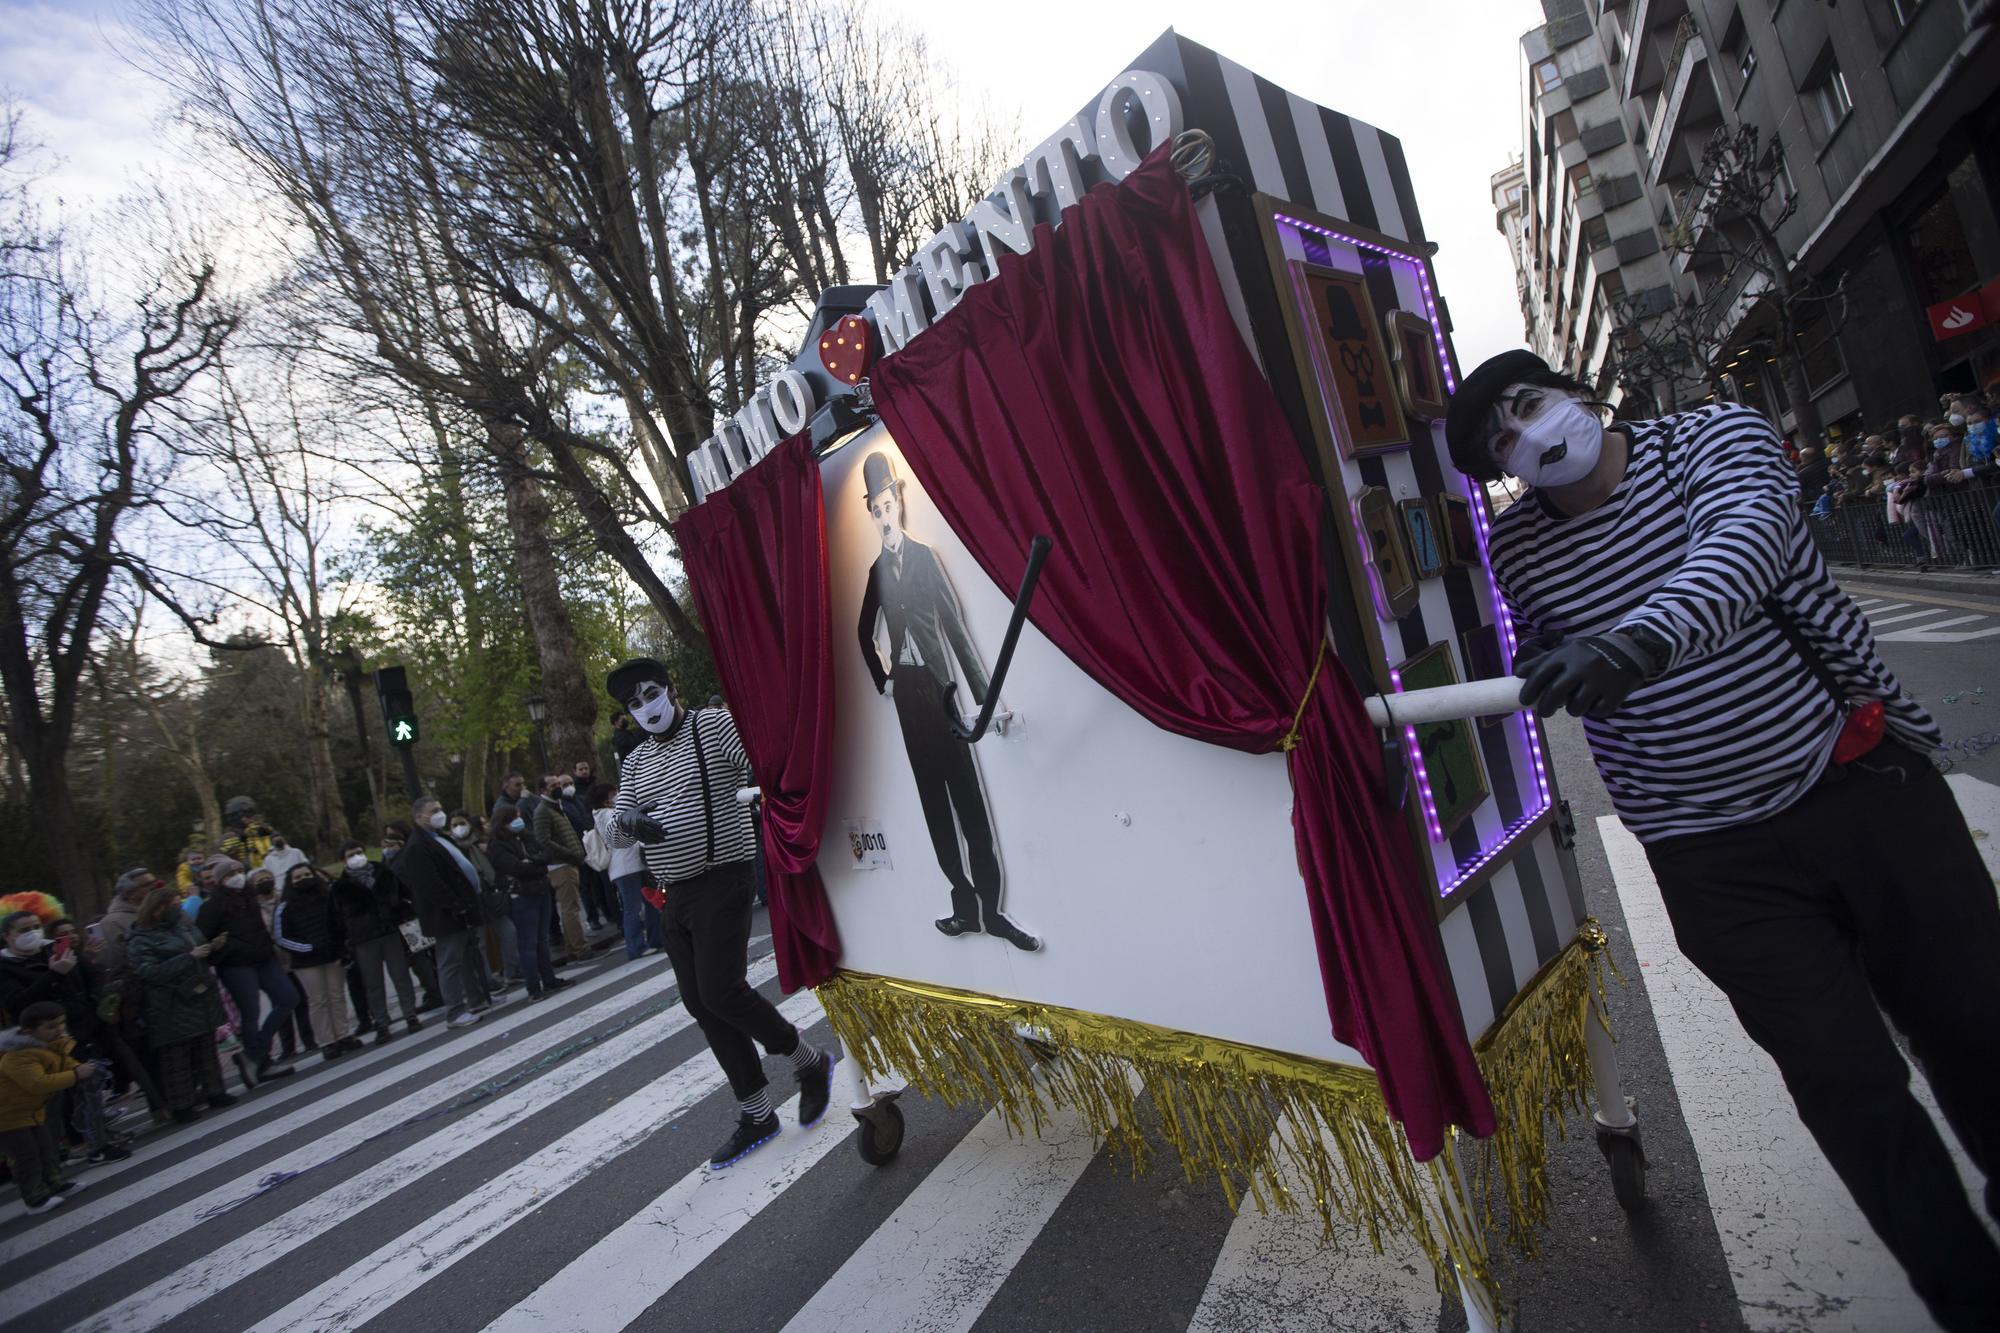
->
<box><xmin>863</xmin><ymin>451</ymin><xmax>901</xmax><ymax>505</ymax></box>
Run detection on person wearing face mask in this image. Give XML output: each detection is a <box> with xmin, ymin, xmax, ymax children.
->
<box><xmin>194</xmin><ymin>857</ymin><xmax>299</xmax><ymax>1081</ymax></box>
<box><xmin>486</xmin><ymin>803</ymin><xmax>568</xmax><ymax>1001</ymax></box>
<box><xmin>569</xmin><ymin>762</ymin><xmax>618</xmax><ymax>932</ymax></box>
<box><xmin>450</xmin><ymin>810</ymin><xmax>516</xmax><ymax>995</ymax></box>
<box><xmin>606</xmin><ymin>658</ymin><xmax>836</xmax><ymax>1170</ymax></box>
<box><xmin>1449</xmin><ymin>349</ymin><xmax>2000</xmax><ymax>1333</ymax></box>
<box><xmin>259</xmin><ymin>833</ymin><xmax>308</xmax><ymax>883</ymax></box>
<box><xmin>274</xmin><ymin>864</ymin><xmax>360</xmax><ymax>1060</ymax></box>
<box><xmin>533</xmin><ymin>773</ymin><xmax>600</xmax><ymax>963</ymax></box>
<box><xmin>393</xmin><ymin>797</ymin><xmax>493</xmax><ymax>1027</ymax></box>
<box><xmin>1958</xmin><ymin>397</ymin><xmax>1996</xmax><ymax>466</ymax></box>
<box><xmin>332</xmin><ymin>841</ymin><xmax>422</xmax><ymax>1044</ymax></box>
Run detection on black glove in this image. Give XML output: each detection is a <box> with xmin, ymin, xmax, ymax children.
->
<box><xmin>1515</xmin><ymin>632</ymin><xmax>1654</xmax><ymax>719</ymax></box>
<box><xmin>614</xmin><ymin>807</ymin><xmax>669</xmax><ymax>845</ymax></box>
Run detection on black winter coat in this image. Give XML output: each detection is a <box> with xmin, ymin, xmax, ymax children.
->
<box><xmin>194</xmin><ymin>891</ymin><xmax>278</xmax><ymax>968</ymax></box>
<box><xmin>331</xmin><ymin>861</ymin><xmax>406</xmax><ymax>944</ymax></box>
<box><xmin>0</xmin><ymin>948</ymin><xmax>97</xmax><ymax>1041</ymax></box>
<box><xmin>397</xmin><ymin>829</ymin><xmax>483</xmax><ymax>937</ymax></box>
<box><xmin>273</xmin><ymin>878</ymin><xmax>345</xmax><ymax>967</ymax></box>
<box><xmin>486</xmin><ymin>832</ymin><xmax>552</xmax><ymax>897</ymax></box>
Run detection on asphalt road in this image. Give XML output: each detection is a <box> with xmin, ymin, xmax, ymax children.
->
<box><xmin>2</xmin><ymin>572</ymin><xmax>1994</xmax><ymax>1333</ymax></box>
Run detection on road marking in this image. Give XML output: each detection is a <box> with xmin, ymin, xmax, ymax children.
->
<box><xmin>1843</xmin><ymin>586</ymin><xmax>2000</xmax><ymax>616</ymax></box>
<box><xmin>1599</xmin><ymin>787</ymin><xmax>2000</xmax><ymax>1333</ymax></box>
<box><xmin>1876</xmin><ymin>621</ymin><xmax>2000</xmax><ymax>644</ymax></box>
<box><xmin>0</xmin><ymin>954</ymin><xmax>683</xmax><ymax>1261</ymax></box>
<box><xmin>1188</xmin><ymin>1119</ymin><xmax>1439</xmax><ymax>1332</ymax></box>
<box><xmin>58</xmin><ymin>994</ymin><xmax>743</xmax><ymax>1333</ymax></box>
<box><xmin>1859</xmin><ymin>601</ymin><xmax>1911</xmax><ymax>616</ymax></box>
<box><xmin>777</xmin><ymin>1077</ymin><xmax>1131</xmax><ymax>1333</ymax></box>
<box><xmin>1865</xmin><ymin>607</ymin><xmax>1952</xmax><ymax>628</ymax></box>
<box><xmin>486</xmin><ymin>1078</ymin><xmax>858</xmax><ymax>1333</ymax></box>
<box><xmin>248</xmin><ymin>994</ymin><xmax>826</xmax><ymax>1333</ymax></box>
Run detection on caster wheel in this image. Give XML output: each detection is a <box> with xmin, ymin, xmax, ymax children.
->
<box><xmin>1598</xmin><ymin>1127</ymin><xmax>1647</xmax><ymax>1213</ymax></box>
<box><xmin>857</xmin><ymin>1101</ymin><xmax>905</xmax><ymax>1166</ymax></box>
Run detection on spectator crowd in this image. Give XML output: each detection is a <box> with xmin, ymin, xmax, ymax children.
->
<box><xmin>0</xmin><ymin>747</ymin><xmax>702</xmax><ymax>1216</ymax></box>
<box><xmin>1792</xmin><ymin>389</ymin><xmax>2000</xmax><ymax>568</ymax></box>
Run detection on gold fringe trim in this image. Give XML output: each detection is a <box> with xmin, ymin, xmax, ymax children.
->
<box><xmin>816</xmin><ymin>920</ymin><xmax>1614</xmax><ymax>1308</ymax></box>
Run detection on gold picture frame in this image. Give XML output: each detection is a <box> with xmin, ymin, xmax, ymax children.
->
<box><xmin>1292</xmin><ymin>263</ymin><xmax>1411</xmax><ymax>456</ymax></box>
<box><xmin>1385</xmin><ymin>308</ymin><xmax>1449</xmax><ymax>420</ymax></box>
<box><xmin>1356</xmin><ymin>485</ymin><xmax>1418</xmax><ymax>620</ymax></box>
<box><xmin>1435</xmin><ymin>493</ymin><xmax>1482</xmax><ymax>569</ymax></box>
<box><xmin>1394</xmin><ymin>641</ymin><xmax>1490</xmax><ymax>839</ymax></box>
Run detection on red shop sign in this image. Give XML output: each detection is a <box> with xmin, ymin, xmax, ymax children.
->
<box><xmin>1928</xmin><ymin>288</ymin><xmax>1991</xmax><ymax>342</ymax></box>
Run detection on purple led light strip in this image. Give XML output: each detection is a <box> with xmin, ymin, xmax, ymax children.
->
<box><xmin>1279</xmin><ymin>211</ymin><xmax>1551</xmax><ymax>895</ymax></box>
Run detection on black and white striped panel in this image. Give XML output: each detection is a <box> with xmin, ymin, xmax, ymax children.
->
<box><xmin>1170</xmin><ymin>39</ymin><xmax>1584</xmax><ymax>1035</ymax></box>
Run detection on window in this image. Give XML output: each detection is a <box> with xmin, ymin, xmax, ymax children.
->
<box><xmin>1809</xmin><ymin>62</ymin><xmax>1853</xmax><ymax>137</ymax></box>
<box><xmin>1880</xmin><ymin>0</ymin><xmax>1922</xmax><ymax>29</ymax></box>
<box><xmin>1582</xmin><ymin>216</ymin><xmax>1612</xmax><ymax>252</ymax></box>
<box><xmin>1738</xmin><ymin>46</ymin><xmax>1758</xmax><ymax>84</ymax></box>
<box><xmin>1767</xmin><ymin>140</ymin><xmax>1798</xmax><ymax>206</ymax></box>
<box><xmin>1569</xmin><ymin>164</ymin><xmax>1596</xmax><ymax>199</ymax></box>
<box><xmin>1719</xmin><ymin>7</ymin><xmax>1755</xmax><ymax>88</ymax></box>
<box><xmin>1536</xmin><ymin>60</ymin><xmax>1562</xmax><ymax>93</ymax></box>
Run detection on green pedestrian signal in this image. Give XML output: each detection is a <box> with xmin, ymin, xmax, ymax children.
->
<box><xmin>388</xmin><ymin>714</ymin><xmax>419</xmax><ymax>747</ymax></box>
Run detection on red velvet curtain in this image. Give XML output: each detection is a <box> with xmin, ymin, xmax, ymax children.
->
<box><xmin>871</xmin><ymin>146</ymin><xmax>1492</xmax><ymax>1157</ymax></box>
<box><xmin>671</xmin><ymin>434</ymin><xmax>840</xmax><ymax>993</ymax></box>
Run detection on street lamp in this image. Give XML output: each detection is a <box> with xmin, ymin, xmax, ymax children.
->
<box><xmin>525</xmin><ymin>692</ymin><xmax>549</xmax><ymax>773</ymax></box>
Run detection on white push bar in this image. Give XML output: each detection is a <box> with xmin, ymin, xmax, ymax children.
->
<box><xmin>1362</xmin><ymin>677</ymin><xmax>1526</xmax><ymax>729</ymax></box>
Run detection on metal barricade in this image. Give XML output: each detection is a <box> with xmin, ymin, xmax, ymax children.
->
<box><xmin>1807</xmin><ymin>481</ymin><xmax>2000</xmax><ymax>571</ymax></box>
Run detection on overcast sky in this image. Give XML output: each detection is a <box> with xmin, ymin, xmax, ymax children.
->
<box><xmin>1</xmin><ymin>0</ymin><xmax>1544</xmax><ymax>368</ymax></box>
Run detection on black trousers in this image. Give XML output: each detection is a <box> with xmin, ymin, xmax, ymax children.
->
<box><xmin>660</xmin><ymin>860</ymin><xmax>799</xmax><ymax>1101</ymax></box>
<box><xmin>890</xmin><ymin>666</ymin><xmax>1000</xmax><ymax>922</ymax></box>
<box><xmin>1645</xmin><ymin>741</ymin><xmax>2000</xmax><ymax>1333</ymax></box>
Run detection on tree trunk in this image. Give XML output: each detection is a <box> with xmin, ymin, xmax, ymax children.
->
<box><xmin>23</xmin><ymin>740</ymin><xmax>101</xmax><ymax>920</ymax></box>
<box><xmin>340</xmin><ymin>669</ymin><xmax>388</xmax><ymax>834</ymax></box>
<box><xmin>490</xmin><ymin>420</ymin><xmax>599</xmax><ymax>772</ymax></box>
<box><xmin>461</xmin><ymin>726</ymin><xmax>488</xmax><ymax>819</ymax></box>
<box><xmin>179</xmin><ymin>726</ymin><xmax>224</xmax><ymax>850</ymax></box>
<box><xmin>300</xmin><ymin>667</ymin><xmax>351</xmax><ymax>855</ymax></box>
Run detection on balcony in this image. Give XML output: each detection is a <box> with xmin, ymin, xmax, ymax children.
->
<box><xmin>1646</xmin><ymin>18</ymin><xmax>1721</xmax><ymax>188</ymax></box>
<box><xmin>1620</xmin><ymin>0</ymin><xmax>1692</xmax><ymax>105</ymax></box>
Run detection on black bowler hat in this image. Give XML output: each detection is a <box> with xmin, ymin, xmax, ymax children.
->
<box><xmin>605</xmin><ymin>657</ymin><xmax>671</xmax><ymax>706</ymax></box>
<box><xmin>862</xmin><ymin>451</ymin><xmax>900</xmax><ymax>504</ymax></box>
<box><xmin>1444</xmin><ymin>349</ymin><xmax>1554</xmax><ymax>481</ymax></box>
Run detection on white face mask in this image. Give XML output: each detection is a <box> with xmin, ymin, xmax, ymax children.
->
<box><xmin>427</xmin><ymin>809</ymin><xmax>448</xmax><ymax>830</ymax></box>
<box><xmin>224</xmin><ymin>873</ymin><xmax>247</xmax><ymax>891</ymax></box>
<box><xmin>629</xmin><ymin>682</ymin><xmax>677</xmax><ymax>734</ymax></box>
<box><xmin>345</xmin><ymin>853</ymin><xmax>368</xmax><ymax>871</ymax></box>
<box><xmin>10</xmin><ymin>929</ymin><xmax>44</xmax><ymax>954</ymax></box>
<box><xmin>561</xmin><ymin>785</ymin><xmax>576</xmax><ymax>799</ymax></box>
<box><xmin>1949</xmin><ymin>413</ymin><xmax>1966</xmax><ymax>427</ymax></box>
<box><xmin>451</xmin><ymin>823</ymin><xmax>471</xmax><ymax>839</ymax></box>
<box><xmin>1502</xmin><ymin>397</ymin><xmax>1604</xmax><ymax>488</ymax></box>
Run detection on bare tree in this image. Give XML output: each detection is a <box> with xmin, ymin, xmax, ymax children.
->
<box><xmin>0</xmin><ymin>119</ymin><xmax>237</xmax><ymax>904</ymax></box>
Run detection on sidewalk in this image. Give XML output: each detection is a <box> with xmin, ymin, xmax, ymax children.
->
<box><xmin>1829</xmin><ymin>562</ymin><xmax>2000</xmax><ymax>603</ymax></box>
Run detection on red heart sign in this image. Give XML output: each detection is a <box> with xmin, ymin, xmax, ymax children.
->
<box><xmin>818</xmin><ymin>314</ymin><xmax>874</xmax><ymax>384</ymax></box>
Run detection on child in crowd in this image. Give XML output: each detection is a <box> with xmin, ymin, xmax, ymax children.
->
<box><xmin>0</xmin><ymin>1000</ymin><xmax>104</xmax><ymax>1214</ymax></box>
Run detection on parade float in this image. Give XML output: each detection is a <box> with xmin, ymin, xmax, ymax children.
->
<box><xmin>668</xmin><ymin>30</ymin><xmax>1642</xmax><ymax>1329</ymax></box>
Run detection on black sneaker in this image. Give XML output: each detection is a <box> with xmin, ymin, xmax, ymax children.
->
<box><xmin>707</xmin><ymin>1113</ymin><xmax>780</xmax><ymax>1170</ymax></box>
<box><xmin>373</xmin><ymin>1026</ymin><xmax>396</xmax><ymax>1047</ymax></box>
<box><xmin>208</xmin><ymin>1093</ymin><xmax>239</xmax><ymax>1109</ymax></box>
<box><xmin>88</xmin><ymin>1141</ymin><xmax>133</xmax><ymax>1164</ymax></box>
<box><xmin>797</xmin><ymin>1049</ymin><xmax>838</xmax><ymax>1128</ymax></box>
<box><xmin>256</xmin><ymin>1055</ymin><xmax>296</xmax><ymax>1080</ymax></box>
<box><xmin>405</xmin><ymin>1016</ymin><xmax>424</xmax><ymax>1034</ymax></box>
<box><xmin>987</xmin><ymin>915</ymin><xmax>1043</xmax><ymax>953</ymax></box>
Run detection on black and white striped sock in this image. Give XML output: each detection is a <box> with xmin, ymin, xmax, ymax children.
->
<box><xmin>786</xmin><ymin>1040</ymin><xmax>822</xmax><ymax>1073</ymax></box>
<box><xmin>740</xmin><ymin>1089</ymin><xmax>774</xmax><ymax>1122</ymax></box>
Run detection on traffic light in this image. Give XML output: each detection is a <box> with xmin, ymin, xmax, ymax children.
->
<box><xmin>374</xmin><ymin>666</ymin><xmax>419</xmax><ymax>748</ymax></box>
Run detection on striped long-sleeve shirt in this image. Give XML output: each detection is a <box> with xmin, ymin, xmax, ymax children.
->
<box><xmin>609</xmin><ymin>707</ymin><xmax>758</xmax><ymax>884</ymax></box>
<box><xmin>1490</xmin><ymin>404</ymin><xmax>1938</xmax><ymax>843</ymax></box>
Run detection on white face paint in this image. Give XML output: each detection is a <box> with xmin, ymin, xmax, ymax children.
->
<box><xmin>628</xmin><ymin>680</ymin><xmax>677</xmax><ymax>735</ymax></box>
<box><xmin>1491</xmin><ymin>390</ymin><xmax>1604</xmax><ymax>488</ymax></box>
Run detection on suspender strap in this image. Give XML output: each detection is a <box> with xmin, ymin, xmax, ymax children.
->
<box><xmin>1760</xmin><ymin>595</ymin><xmax>1848</xmax><ymax>710</ymax></box>
<box><xmin>689</xmin><ymin>709</ymin><xmax>719</xmax><ymax>866</ymax></box>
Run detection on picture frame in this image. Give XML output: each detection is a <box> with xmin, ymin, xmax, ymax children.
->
<box><xmin>1355</xmin><ymin>486</ymin><xmax>1419</xmax><ymax>620</ymax></box>
<box><xmin>1399</xmin><ymin>497</ymin><xmax>1444</xmax><ymax>580</ymax></box>
<box><xmin>1435</xmin><ymin>493</ymin><xmax>1482</xmax><ymax>569</ymax></box>
<box><xmin>1458</xmin><ymin>623</ymin><xmax>1506</xmax><ymax>730</ymax></box>
<box><xmin>1394</xmin><ymin>641</ymin><xmax>1490</xmax><ymax>838</ymax></box>
<box><xmin>1385</xmin><ymin>308</ymin><xmax>1449</xmax><ymax>420</ymax></box>
<box><xmin>1293</xmin><ymin>263</ymin><xmax>1411</xmax><ymax>456</ymax></box>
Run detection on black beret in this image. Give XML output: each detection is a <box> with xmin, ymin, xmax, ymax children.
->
<box><xmin>1444</xmin><ymin>349</ymin><xmax>1553</xmax><ymax>481</ymax></box>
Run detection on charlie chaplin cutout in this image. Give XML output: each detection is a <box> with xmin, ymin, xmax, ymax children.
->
<box><xmin>856</xmin><ymin>452</ymin><xmax>1041</xmax><ymax>952</ymax></box>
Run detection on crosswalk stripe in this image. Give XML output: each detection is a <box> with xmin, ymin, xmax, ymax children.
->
<box><xmin>485</xmin><ymin>1071</ymin><xmax>861</xmax><ymax>1333</ymax></box>
<box><xmin>1865</xmin><ymin>607</ymin><xmax>1953</xmax><ymax>628</ymax></box>
<box><xmin>1597</xmin><ymin>810</ymin><xmax>1991</xmax><ymax>1332</ymax></box>
<box><xmin>1</xmin><ymin>944</ymin><xmax>672</xmax><ymax>1232</ymax></box>
<box><xmin>1187</xmin><ymin>1120</ymin><xmax>1440</xmax><ymax>1332</ymax></box>
<box><xmin>26</xmin><ymin>970</ymin><xmax>757</xmax><ymax>1332</ymax></box>
<box><xmin>1860</xmin><ymin>601</ymin><xmax>1910</xmax><ymax>615</ymax></box>
<box><xmin>245</xmin><ymin>991</ymin><xmax>826</xmax><ymax>1333</ymax></box>
<box><xmin>777</xmin><ymin>1075</ymin><xmax>1133</xmax><ymax>1333</ymax></box>
<box><xmin>0</xmin><ymin>953</ymin><xmax>689</xmax><ymax>1263</ymax></box>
